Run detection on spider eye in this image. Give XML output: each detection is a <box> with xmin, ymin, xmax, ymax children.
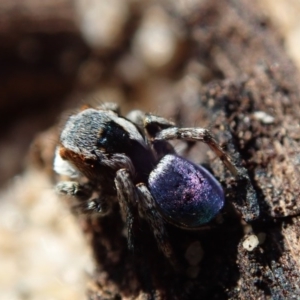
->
<box><xmin>148</xmin><ymin>154</ymin><xmax>224</xmax><ymax>228</ymax></box>
<box><xmin>97</xmin><ymin>121</ymin><xmax>131</xmax><ymax>153</ymax></box>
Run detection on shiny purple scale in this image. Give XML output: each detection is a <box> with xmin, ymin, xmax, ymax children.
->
<box><xmin>148</xmin><ymin>154</ymin><xmax>224</xmax><ymax>228</ymax></box>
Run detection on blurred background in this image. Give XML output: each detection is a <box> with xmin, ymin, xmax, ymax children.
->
<box><xmin>1</xmin><ymin>0</ymin><xmax>300</xmax><ymax>299</ymax></box>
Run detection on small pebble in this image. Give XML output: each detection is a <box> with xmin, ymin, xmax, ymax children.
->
<box><xmin>253</xmin><ymin>111</ymin><xmax>275</xmax><ymax>124</ymax></box>
<box><xmin>242</xmin><ymin>234</ymin><xmax>259</xmax><ymax>251</ymax></box>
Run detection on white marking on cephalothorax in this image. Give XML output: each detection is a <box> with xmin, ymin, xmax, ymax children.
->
<box><xmin>53</xmin><ymin>147</ymin><xmax>79</xmax><ymax>178</ymax></box>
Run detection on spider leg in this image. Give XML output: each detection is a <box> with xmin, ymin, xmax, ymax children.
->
<box><xmin>56</xmin><ymin>180</ymin><xmax>92</xmax><ymax>197</ymax></box>
<box><xmin>115</xmin><ymin>170</ymin><xmax>181</xmax><ymax>270</ymax></box>
<box><xmin>154</xmin><ymin>127</ymin><xmax>239</xmax><ymax>177</ymax></box>
<box><xmin>115</xmin><ymin>169</ymin><xmax>139</xmax><ymax>251</ymax></box>
<box><xmin>55</xmin><ymin>181</ymin><xmax>111</xmax><ymax>215</ymax></box>
<box><xmin>136</xmin><ymin>183</ymin><xmax>181</xmax><ymax>271</ymax></box>
<box><xmin>143</xmin><ymin>114</ymin><xmax>238</xmax><ymax>176</ymax></box>
<box><xmin>143</xmin><ymin>114</ymin><xmax>175</xmax><ymax>137</ymax></box>
<box><xmin>71</xmin><ymin>196</ymin><xmax>111</xmax><ymax>215</ymax></box>
<box><xmin>142</xmin><ymin>114</ymin><xmax>176</xmax><ymax>158</ymax></box>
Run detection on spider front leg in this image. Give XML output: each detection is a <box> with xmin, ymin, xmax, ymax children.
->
<box><xmin>56</xmin><ymin>181</ymin><xmax>111</xmax><ymax>215</ymax></box>
<box><xmin>115</xmin><ymin>169</ymin><xmax>140</xmax><ymax>251</ymax></box>
<box><xmin>115</xmin><ymin>169</ymin><xmax>180</xmax><ymax>270</ymax></box>
<box><xmin>136</xmin><ymin>183</ymin><xmax>181</xmax><ymax>271</ymax></box>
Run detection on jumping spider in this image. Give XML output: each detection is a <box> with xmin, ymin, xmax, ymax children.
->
<box><xmin>54</xmin><ymin>103</ymin><xmax>238</xmax><ymax>270</ymax></box>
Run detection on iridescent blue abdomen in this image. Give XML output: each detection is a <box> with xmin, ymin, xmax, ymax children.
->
<box><xmin>148</xmin><ymin>154</ymin><xmax>224</xmax><ymax>228</ymax></box>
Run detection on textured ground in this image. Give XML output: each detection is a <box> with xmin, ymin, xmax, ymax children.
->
<box><xmin>1</xmin><ymin>0</ymin><xmax>300</xmax><ymax>299</ymax></box>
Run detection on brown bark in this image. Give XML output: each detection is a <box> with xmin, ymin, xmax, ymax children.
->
<box><xmin>83</xmin><ymin>1</ymin><xmax>300</xmax><ymax>299</ymax></box>
<box><xmin>9</xmin><ymin>0</ymin><xmax>300</xmax><ymax>299</ymax></box>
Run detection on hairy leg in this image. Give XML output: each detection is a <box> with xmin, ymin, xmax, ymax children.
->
<box><xmin>143</xmin><ymin>114</ymin><xmax>238</xmax><ymax>176</ymax></box>
<box><xmin>55</xmin><ymin>181</ymin><xmax>111</xmax><ymax>215</ymax></box>
<box><xmin>149</xmin><ymin>124</ymin><xmax>238</xmax><ymax>176</ymax></box>
<box><xmin>114</xmin><ymin>169</ymin><xmax>139</xmax><ymax>251</ymax></box>
<box><xmin>136</xmin><ymin>183</ymin><xmax>181</xmax><ymax>271</ymax></box>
